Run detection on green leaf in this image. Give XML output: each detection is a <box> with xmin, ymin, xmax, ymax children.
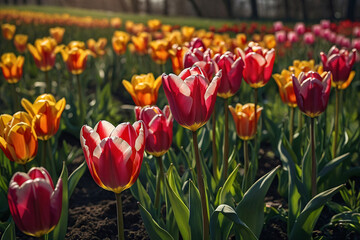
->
<box><xmin>52</xmin><ymin>162</ymin><xmax>69</xmax><ymax>240</ymax></box>
<box><xmin>301</xmin><ymin>142</ymin><xmax>311</xmax><ymax>197</ymax></box>
<box><xmin>236</xmin><ymin>165</ymin><xmax>280</xmax><ymax>238</ymax></box>
<box><xmin>216</xmin><ymin>164</ymin><xmax>240</xmax><ymax>206</ymax></box>
<box><xmin>317</xmin><ymin>153</ymin><xmax>350</xmax><ymax>183</ymax></box>
<box><xmin>131</xmin><ymin>179</ymin><xmax>154</xmax><ymax>217</ymax></box>
<box><xmin>138</xmin><ymin>203</ymin><xmax>174</xmax><ymax>240</ymax></box>
<box><xmin>210</xmin><ymin>204</ymin><xmax>257</xmax><ymax>240</ymax></box>
<box><xmin>165</xmin><ymin>176</ymin><xmax>190</xmax><ymax>240</ymax></box>
<box><xmin>68</xmin><ymin>161</ymin><xmax>87</xmax><ymax>197</ymax></box>
<box><xmin>1</xmin><ymin>221</ymin><xmax>15</xmax><ymax>240</ymax></box>
<box><xmin>330</xmin><ymin>211</ymin><xmax>360</xmax><ymax>231</ymax></box>
<box><xmin>290</xmin><ymin>185</ymin><xmax>344</xmax><ymax>240</ymax></box>
<box><xmin>189</xmin><ymin>180</ymin><xmax>203</xmax><ymax>240</ymax></box>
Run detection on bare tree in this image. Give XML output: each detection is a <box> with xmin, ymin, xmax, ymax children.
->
<box><xmin>188</xmin><ymin>0</ymin><xmax>203</xmax><ymax>17</ymax></box>
<box><xmin>300</xmin><ymin>0</ymin><xmax>307</xmax><ymax>21</ymax></box>
<box><xmin>163</xmin><ymin>0</ymin><xmax>169</xmax><ymax>15</ymax></box>
<box><xmin>130</xmin><ymin>0</ymin><xmax>139</xmax><ymax>13</ymax></box>
<box><xmin>119</xmin><ymin>0</ymin><xmax>129</xmax><ymax>12</ymax></box>
<box><xmin>250</xmin><ymin>0</ymin><xmax>258</xmax><ymax>19</ymax></box>
<box><xmin>223</xmin><ymin>0</ymin><xmax>233</xmax><ymax>18</ymax></box>
<box><xmin>146</xmin><ymin>0</ymin><xmax>151</xmax><ymax>14</ymax></box>
<box><xmin>347</xmin><ymin>0</ymin><xmax>356</xmax><ymax>20</ymax></box>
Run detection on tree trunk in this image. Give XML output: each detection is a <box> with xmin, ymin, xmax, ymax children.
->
<box><xmin>163</xmin><ymin>0</ymin><xmax>169</xmax><ymax>15</ymax></box>
<box><xmin>328</xmin><ymin>0</ymin><xmax>335</xmax><ymax>20</ymax></box>
<box><xmin>250</xmin><ymin>0</ymin><xmax>258</xmax><ymax>19</ymax></box>
<box><xmin>130</xmin><ymin>0</ymin><xmax>139</xmax><ymax>13</ymax></box>
<box><xmin>119</xmin><ymin>0</ymin><xmax>128</xmax><ymax>12</ymax></box>
<box><xmin>300</xmin><ymin>0</ymin><xmax>307</xmax><ymax>21</ymax></box>
<box><xmin>347</xmin><ymin>0</ymin><xmax>356</xmax><ymax>21</ymax></box>
<box><xmin>283</xmin><ymin>0</ymin><xmax>290</xmax><ymax>20</ymax></box>
<box><xmin>188</xmin><ymin>0</ymin><xmax>202</xmax><ymax>17</ymax></box>
<box><xmin>223</xmin><ymin>0</ymin><xmax>233</xmax><ymax>18</ymax></box>
<box><xmin>146</xmin><ymin>0</ymin><xmax>151</xmax><ymax>14</ymax></box>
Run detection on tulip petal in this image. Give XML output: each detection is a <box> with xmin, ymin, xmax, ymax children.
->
<box><xmin>21</xmin><ymin>98</ymin><xmax>36</xmax><ymax>118</ymax></box>
<box><xmin>94</xmin><ymin>120</ymin><xmax>115</xmax><ymax>139</ymax></box>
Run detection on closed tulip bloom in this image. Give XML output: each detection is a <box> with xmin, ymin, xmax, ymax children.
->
<box><xmin>1</xmin><ymin>23</ymin><xmax>16</xmax><ymax>40</ymax></box>
<box><xmin>275</xmin><ymin>31</ymin><xmax>287</xmax><ymax>44</ymax></box>
<box><xmin>49</xmin><ymin>27</ymin><xmax>65</xmax><ymax>44</ymax></box>
<box><xmin>181</xmin><ymin>26</ymin><xmax>195</xmax><ymax>41</ymax></box>
<box><xmin>8</xmin><ymin>167</ymin><xmax>62</xmax><ymax>237</ymax></box>
<box><xmin>148</xmin><ymin>19</ymin><xmax>162</xmax><ymax>32</ymax></box>
<box><xmin>162</xmin><ymin>66</ymin><xmax>222</xmax><ymax>131</ymax></box>
<box><xmin>0</xmin><ymin>112</ymin><xmax>38</xmax><ymax>164</ymax></box>
<box><xmin>131</xmin><ymin>32</ymin><xmax>151</xmax><ymax>55</ymax></box>
<box><xmin>80</xmin><ymin>120</ymin><xmax>145</xmax><ymax>193</ymax></box>
<box><xmin>0</xmin><ymin>53</ymin><xmax>24</xmax><ymax>84</ymax></box>
<box><xmin>239</xmin><ymin>42</ymin><xmax>275</xmax><ymax>88</ymax></box>
<box><xmin>184</xmin><ymin>47</ymin><xmax>206</xmax><ymax>69</ymax></box>
<box><xmin>112</xmin><ymin>31</ymin><xmax>130</xmax><ymax>55</ymax></box>
<box><xmin>14</xmin><ymin>34</ymin><xmax>28</xmax><ymax>53</ymax></box>
<box><xmin>135</xmin><ymin>105</ymin><xmax>173</xmax><ymax>157</ymax></box>
<box><xmin>21</xmin><ymin>94</ymin><xmax>66</xmax><ymax>140</ymax></box>
<box><xmin>294</xmin><ymin>22</ymin><xmax>306</xmax><ymax>35</ymax></box>
<box><xmin>169</xmin><ymin>45</ymin><xmax>187</xmax><ymax>75</ymax></box>
<box><xmin>87</xmin><ymin>38</ymin><xmax>107</xmax><ymax>57</ymax></box>
<box><xmin>273</xmin><ymin>70</ymin><xmax>297</xmax><ymax>107</ymax></box>
<box><xmin>214</xmin><ymin>51</ymin><xmax>244</xmax><ymax>98</ymax></box>
<box><xmin>320</xmin><ymin>46</ymin><xmax>356</xmax><ymax>89</ymax></box>
<box><xmin>27</xmin><ymin>37</ymin><xmax>62</xmax><ymax>71</ymax></box>
<box><xmin>110</xmin><ymin>17</ymin><xmax>122</xmax><ymax>28</ymax></box>
<box><xmin>229</xmin><ymin>103</ymin><xmax>263</xmax><ymax>141</ymax></box>
<box><xmin>287</xmin><ymin>31</ymin><xmax>299</xmax><ymax>43</ymax></box>
<box><xmin>149</xmin><ymin>39</ymin><xmax>170</xmax><ymax>64</ymax></box>
<box><xmin>292</xmin><ymin>71</ymin><xmax>331</xmax><ymax>118</ymax></box>
<box><xmin>61</xmin><ymin>41</ymin><xmax>92</xmax><ymax>75</ymax></box>
<box><xmin>304</xmin><ymin>32</ymin><xmax>315</xmax><ymax>45</ymax></box>
<box><xmin>289</xmin><ymin>59</ymin><xmax>318</xmax><ymax>78</ymax></box>
<box><xmin>273</xmin><ymin>21</ymin><xmax>283</xmax><ymax>31</ymax></box>
<box><xmin>122</xmin><ymin>73</ymin><xmax>162</xmax><ymax>107</ymax></box>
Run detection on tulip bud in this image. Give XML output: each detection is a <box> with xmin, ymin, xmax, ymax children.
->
<box><xmin>0</xmin><ymin>53</ymin><xmax>24</xmax><ymax>84</ymax></box>
<box><xmin>273</xmin><ymin>70</ymin><xmax>297</xmax><ymax>107</ymax></box>
<box><xmin>13</xmin><ymin>34</ymin><xmax>28</xmax><ymax>53</ymax></box>
<box><xmin>8</xmin><ymin>167</ymin><xmax>62</xmax><ymax>237</ymax></box>
<box><xmin>49</xmin><ymin>27</ymin><xmax>65</xmax><ymax>44</ymax></box>
<box><xmin>1</xmin><ymin>23</ymin><xmax>16</xmax><ymax>40</ymax></box>
<box><xmin>27</xmin><ymin>37</ymin><xmax>62</xmax><ymax>71</ymax></box>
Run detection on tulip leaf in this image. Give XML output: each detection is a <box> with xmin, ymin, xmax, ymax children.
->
<box><xmin>301</xmin><ymin>142</ymin><xmax>311</xmax><ymax>200</ymax></box>
<box><xmin>236</xmin><ymin>165</ymin><xmax>280</xmax><ymax>238</ymax></box>
<box><xmin>1</xmin><ymin>220</ymin><xmax>16</xmax><ymax>240</ymax></box>
<box><xmin>52</xmin><ymin>162</ymin><xmax>68</xmax><ymax>240</ymax></box>
<box><xmin>216</xmin><ymin>164</ymin><xmax>240</xmax><ymax>207</ymax></box>
<box><xmin>138</xmin><ymin>203</ymin><xmax>174</xmax><ymax>240</ymax></box>
<box><xmin>317</xmin><ymin>153</ymin><xmax>350</xmax><ymax>184</ymax></box>
<box><xmin>131</xmin><ymin>178</ymin><xmax>155</xmax><ymax>217</ymax></box>
<box><xmin>210</xmin><ymin>204</ymin><xmax>257</xmax><ymax>240</ymax></box>
<box><xmin>68</xmin><ymin>161</ymin><xmax>87</xmax><ymax>198</ymax></box>
<box><xmin>165</xmin><ymin>176</ymin><xmax>190</xmax><ymax>240</ymax></box>
<box><xmin>290</xmin><ymin>185</ymin><xmax>344</xmax><ymax>240</ymax></box>
<box><xmin>188</xmin><ymin>180</ymin><xmax>203</xmax><ymax>240</ymax></box>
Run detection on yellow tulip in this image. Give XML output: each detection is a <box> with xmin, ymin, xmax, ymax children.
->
<box><xmin>273</xmin><ymin>70</ymin><xmax>297</xmax><ymax>108</ymax></box>
<box><xmin>147</xmin><ymin>19</ymin><xmax>162</xmax><ymax>32</ymax></box>
<box><xmin>1</xmin><ymin>23</ymin><xmax>16</xmax><ymax>40</ymax></box>
<box><xmin>149</xmin><ymin>39</ymin><xmax>170</xmax><ymax>64</ymax></box>
<box><xmin>21</xmin><ymin>94</ymin><xmax>66</xmax><ymax>141</ymax></box>
<box><xmin>0</xmin><ymin>53</ymin><xmax>24</xmax><ymax>84</ymax></box>
<box><xmin>87</xmin><ymin>38</ymin><xmax>107</xmax><ymax>57</ymax></box>
<box><xmin>131</xmin><ymin>32</ymin><xmax>151</xmax><ymax>55</ymax></box>
<box><xmin>112</xmin><ymin>31</ymin><xmax>130</xmax><ymax>55</ymax></box>
<box><xmin>61</xmin><ymin>41</ymin><xmax>92</xmax><ymax>75</ymax></box>
<box><xmin>14</xmin><ymin>34</ymin><xmax>28</xmax><ymax>53</ymax></box>
<box><xmin>49</xmin><ymin>27</ymin><xmax>65</xmax><ymax>44</ymax></box>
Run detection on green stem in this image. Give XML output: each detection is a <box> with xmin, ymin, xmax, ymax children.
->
<box><xmin>76</xmin><ymin>74</ymin><xmax>85</xmax><ymax>123</ymax></box>
<box><xmin>45</xmin><ymin>70</ymin><xmax>51</xmax><ymax>93</ymax></box>
<box><xmin>192</xmin><ymin>131</ymin><xmax>209</xmax><ymax>240</ymax></box>
<box><xmin>243</xmin><ymin>140</ymin><xmax>249</xmax><ymax>177</ymax></box>
<box><xmin>115</xmin><ymin>192</ymin><xmax>125</xmax><ymax>240</ymax></box>
<box><xmin>10</xmin><ymin>83</ymin><xmax>18</xmax><ymax>112</ymax></box>
<box><xmin>154</xmin><ymin>156</ymin><xmax>165</xmax><ymax>209</ymax></box>
<box><xmin>310</xmin><ymin>117</ymin><xmax>317</xmax><ymax>197</ymax></box>
<box><xmin>41</xmin><ymin>140</ymin><xmax>47</xmax><ymax>168</ymax></box>
<box><xmin>211</xmin><ymin>109</ymin><xmax>218</xmax><ymax>179</ymax></box>
<box><xmin>223</xmin><ymin>98</ymin><xmax>229</xmax><ymax>179</ymax></box>
<box><xmin>298</xmin><ymin>109</ymin><xmax>303</xmax><ymax>131</ymax></box>
<box><xmin>254</xmin><ymin>88</ymin><xmax>258</xmax><ymax>140</ymax></box>
<box><xmin>47</xmin><ymin>140</ymin><xmax>57</xmax><ymax>178</ymax></box>
<box><xmin>22</xmin><ymin>163</ymin><xmax>27</xmax><ymax>172</ymax></box>
<box><xmin>289</xmin><ymin>107</ymin><xmax>295</xmax><ymax>144</ymax></box>
<box><xmin>333</xmin><ymin>87</ymin><xmax>340</xmax><ymax>158</ymax></box>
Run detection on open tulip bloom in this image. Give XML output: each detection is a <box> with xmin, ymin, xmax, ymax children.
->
<box><xmin>80</xmin><ymin>120</ymin><xmax>145</xmax><ymax>240</ymax></box>
<box><xmin>8</xmin><ymin>167</ymin><xmax>62</xmax><ymax>238</ymax></box>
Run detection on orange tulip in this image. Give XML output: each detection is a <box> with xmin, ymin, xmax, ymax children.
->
<box><xmin>149</xmin><ymin>39</ymin><xmax>170</xmax><ymax>64</ymax></box>
<box><xmin>112</xmin><ymin>31</ymin><xmax>130</xmax><ymax>55</ymax></box>
<box><xmin>289</xmin><ymin>59</ymin><xmax>319</xmax><ymax>78</ymax></box>
<box><xmin>0</xmin><ymin>53</ymin><xmax>24</xmax><ymax>84</ymax></box>
<box><xmin>147</xmin><ymin>19</ymin><xmax>162</xmax><ymax>32</ymax></box>
<box><xmin>110</xmin><ymin>17</ymin><xmax>122</xmax><ymax>28</ymax></box>
<box><xmin>169</xmin><ymin>45</ymin><xmax>187</xmax><ymax>75</ymax></box>
<box><xmin>1</xmin><ymin>23</ymin><xmax>16</xmax><ymax>40</ymax></box>
<box><xmin>161</xmin><ymin>24</ymin><xmax>173</xmax><ymax>33</ymax></box>
<box><xmin>27</xmin><ymin>37</ymin><xmax>62</xmax><ymax>71</ymax></box>
<box><xmin>21</xmin><ymin>94</ymin><xmax>66</xmax><ymax>141</ymax></box>
<box><xmin>131</xmin><ymin>32</ymin><xmax>151</xmax><ymax>55</ymax></box>
<box><xmin>13</xmin><ymin>34</ymin><xmax>28</xmax><ymax>53</ymax></box>
<box><xmin>87</xmin><ymin>38</ymin><xmax>107</xmax><ymax>57</ymax></box>
<box><xmin>61</xmin><ymin>41</ymin><xmax>92</xmax><ymax>75</ymax></box>
<box><xmin>273</xmin><ymin>70</ymin><xmax>297</xmax><ymax>108</ymax></box>
<box><xmin>0</xmin><ymin>112</ymin><xmax>38</xmax><ymax>164</ymax></box>
<box><xmin>122</xmin><ymin>73</ymin><xmax>162</xmax><ymax>107</ymax></box>
<box><xmin>263</xmin><ymin>34</ymin><xmax>276</xmax><ymax>49</ymax></box>
<box><xmin>49</xmin><ymin>27</ymin><xmax>65</xmax><ymax>44</ymax></box>
<box><xmin>125</xmin><ymin>20</ymin><xmax>135</xmax><ymax>33</ymax></box>
<box><xmin>229</xmin><ymin>103</ymin><xmax>263</xmax><ymax>141</ymax></box>
<box><xmin>181</xmin><ymin>26</ymin><xmax>195</xmax><ymax>41</ymax></box>
<box><xmin>235</xmin><ymin>33</ymin><xmax>247</xmax><ymax>49</ymax></box>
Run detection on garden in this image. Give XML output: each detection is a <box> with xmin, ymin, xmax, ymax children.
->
<box><xmin>0</xmin><ymin>5</ymin><xmax>360</xmax><ymax>240</ymax></box>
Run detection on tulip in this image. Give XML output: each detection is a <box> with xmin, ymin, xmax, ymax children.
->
<box><xmin>49</xmin><ymin>27</ymin><xmax>65</xmax><ymax>44</ymax></box>
<box><xmin>289</xmin><ymin>59</ymin><xmax>318</xmax><ymax>78</ymax></box>
<box><xmin>112</xmin><ymin>31</ymin><xmax>130</xmax><ymax>55</ymax></box>
<box><xmin>294</xmin><ymin>22</ymin><xmax>306</xmax><ymax>35</ymax></box>
<box><xmin>229</xmin><ymin>103</ymin><xmax>262</xmax><ymax>191</ymax></box>
<box><xmin>21</xmin><ymin>94</ymin><xmax>66</xmax><ymax>141</ymax></box>
<box><xmin>183</xmin><ymin>47</ymin><xmax>206</xmax><ymax>69</ymax></box>
<box><xmin>162</xmin><ymin>66</ymin><xmax>221</xmax><ymax>131</ymax></box>
<box><xmin>0</xmin><ymin>112</ymin><xmax>38</xmax><ymax>164</ymax></box>
<box><xmin>235</xmin><ymin>33</ymin><xmax>247</xmax><ymax>49</ymax></box>
<box><xmin>188</xmin><ymin>37</ymin><xmax>206</xmax><ymax>50</ymax></box>
<box><xmin>110</xmin><ymin>17</ymin><xmax>122</xmax><ymax>28</ymax></box>
<box><xmin>148</xmin><ymin>39</ymin><xmax>170</xmax><ymax>64</ymax></box>
<box><xmin>61</xmin><ymin>41</ymin><xmax>92</xmax><ymax>75</ymax></box>
<box><xmin>0</xmin><ymin>53</ymin><xmax>24</xmax><ymax>84</ymax></box>
<box><xmin>131</xmin><ymin>32</ymin><xmax>151</xmax><ymax>55</ymax></box>
<box><xmin>80</xmin><ymin>120</ymin><xmax>145</xmax><ymax>240</ymax></box>
<box><xmin>122</xmin><ymin>73</ymin><xmax>162</xmax><ymax>107</ymax></box>
<box><xmin>273</xmin><ymin>21</ymin><xmax>283</xmax><ymax>31</ymax></box>
<box><xmin>27</xmin><ymin>37</ymin><xmax>62</xmax><ymax>72</ymax></box>
<box><xmin>320</xmin><ymin>46</ymin><xmax>356</xmax><ymax>157</ymax></box>
<box><xmin>163</xmin><ymin>66</ymin><xmax>221</xmax><ymax>239</ymax></box>
<box><xmin>320</xmin><ymin>19</ymin><xmax>330</xmax><ymax>29</ymax></box>
<box><xmin>14</xmin><ymin>34</ymin><xmax>28</xmax><ymax>53</ymax></box>
<box><xmin>312</xmin><ymin>24</ymin><xmax>322</xmax><ymax>36</ymax></box>
<box><xmin>275</xmin><ymin>31</ymin><xmax>287</xmax><ymax>44</ymax></box>
<box><xmin>147</xmin><ymin>19</ymin><xmax>162</xmax><ymax>32</ymax></box>
<box><xmin>1</xmin><ymin>23</ymin><xmax>16</xmax><ymax>40</ymax></box>
<box><xmin>287</xmin><ymin>31</ymin><xmax>299</xmax><ymax>43</ymax></box>
<box><xmin>169</xmin><ymin>45</ymin><xmax>187</xmax><ymax>75</ymax></box>
<box><xmin>304</xmin><ymin>32</ymin><xmax>315</xmax><ymax>45</ymax></box>
<box><xmin>87</xmin><ymin>38</ymin><xmax>107</xmax><ymax>57</ymax></box>
<box><xmin>181</xmin><ymin>26</ymin><xmax>195</xmax><ymax>41</ymax></box>
<box><xmin>293</xmin><ymin>71</ymin><xmax>331</xmax><ymax>197</ymax></box>
<box><xmin>7</xmin><ymin>167</ymin><xmax>62</xmax><ymax>237</ymax></box>
<box><xmin>161</xmin><ymin>24</ymin><xmax>173</xmax><ymax>33</ymax></box>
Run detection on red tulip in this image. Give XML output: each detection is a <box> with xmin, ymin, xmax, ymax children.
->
<box><xmin>8</xmin><ymin>167</ymin><xmax>62</xmax><ymax>237</ymax></box>
<box><xmin>191</xmin><ymin>49</ymin><xmax>219</xmax><ymax>80</ymax></box>
<box><xmin>213</xmin><ymin>51</ymin><xmax>244</xmax><ymax>98</ymax></box>
<box><xmin>135</xmin><ymin>105</ymin><xmax>173</xmax><ymax>157</ymax></box>
<box><xmin>187</xmin><ymin>37</ymin><xmax>206</xmax><ymax>50</ymax></box>
<box><xmin>183</xmin><ymin>47</ymin><xmax>205</xmax><ymax>69</ymax></box>
<box><xmin>239</xmin><ymin>42</ymin><xmax>275</xmax><ymax>88</ymax></box>
<box><xmin>80</xmin><ymin>120</ymin><xmax>145</xmax><ymax>193</ymax></box>
<box><xmin>320</xmin><ymin>46</ymin><xmax>356</xmax><ymax>89</ymax></box>
<box><xmin>162</xmin><ymin>66</ymin><xmax>222</xmax><ymax>131</ymax></box>
<box><xmin>292</xmin><ymin>71</ymin><xmax>331</xmax><ymax>118</ymax></box>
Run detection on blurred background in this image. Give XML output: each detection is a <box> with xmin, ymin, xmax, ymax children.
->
<box><xmin>0</xmin><ymin>0</ymin><xmax>359</xmax><ymax>21</ymax></box>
